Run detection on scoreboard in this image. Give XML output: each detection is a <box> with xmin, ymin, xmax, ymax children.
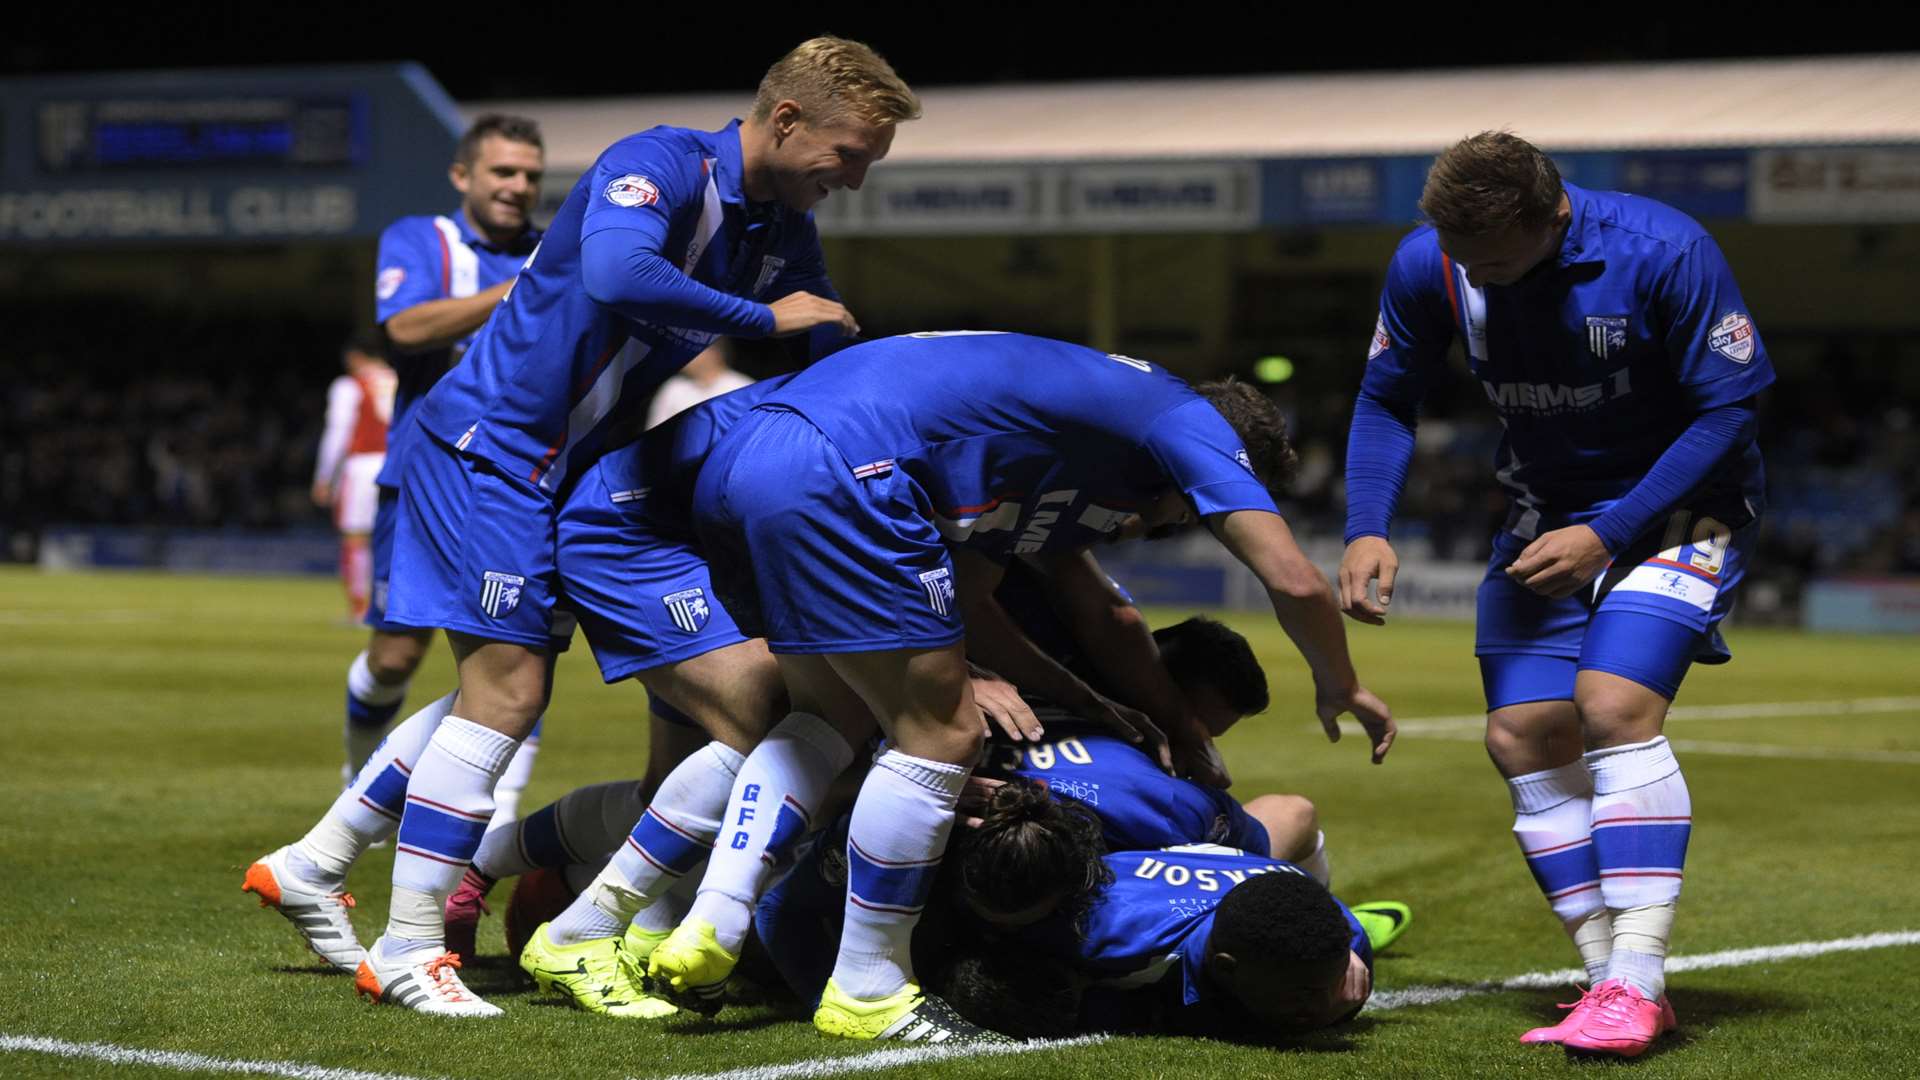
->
<box><xmin>36</xmin><ymin>96</ymin><xmax>369</xmax><ymax>173</ymax></box>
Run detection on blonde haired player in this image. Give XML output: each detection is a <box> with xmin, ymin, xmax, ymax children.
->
<box><xmin>247</xmin><ymin>36</ymin><xmax>918</xmax><ymax>1018</ymax></box>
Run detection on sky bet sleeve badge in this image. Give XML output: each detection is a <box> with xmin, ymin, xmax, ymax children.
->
<box><xmin>1709</xmin><ymin>312</ymin><xmax>1756</xmax><ymax>363</ymax></box>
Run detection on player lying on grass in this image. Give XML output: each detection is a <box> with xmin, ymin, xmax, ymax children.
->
<box><xmin>935</xmin><ymin>845</ymin><xmax>1381</xmax><ymax>1041</ymax></box>
<box><xmin>745</xmin><ymin>636</ymin><xmax>1410</xmax><ymax>1038</ymax></box>
<box><xmin>745</xmin><ymin>788</ymin><xmax>1401</xmax><ymax>1040</ymax></box>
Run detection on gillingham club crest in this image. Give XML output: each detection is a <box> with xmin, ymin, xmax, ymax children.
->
<box><xmin>918</xmin><ymin>568</ymin><xmax>956</xmax><ymax>617</ymax></box>
<box><xmin>663</xmin><ymin>588</ymin><xmax>712</xmax><ymax>634</ymax></box>
<box><xmin>480</xmin><ymin>571</ymin><xmax>525</xmax><ymax>619</ymax></box>
<box><xmin>1585</xmin><ymin>315</ymin><xmax>1629</xmax><ymax>360</ymax></box>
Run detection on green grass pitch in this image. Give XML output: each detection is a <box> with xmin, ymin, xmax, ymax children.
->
<box><xmin>3</xmin><ymin>567</ymin><xmax>1917</xmax><ymax>1079</ymax></box>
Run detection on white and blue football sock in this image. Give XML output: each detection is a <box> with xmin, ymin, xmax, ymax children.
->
<box><xmin>344</xmin><ymin>649</ymin><xmax>410</xmax><ymax>778</ymax></box>
<box><xmin>830</xmin><ymin>749</ymin><xmax>968</xmax><ymax>1001</ymax></box>
<box><xmin>1588</xmin><ymin>736</ymin><xmax>1691</xmax><ymax>999</ymax></box>
<box><xmin>1510</xmin><ymin>760</ymin><xmax>1613</xmax><ymax>982</ymax></box>
<box><xmin>686</xmin><ymin>714</ymin><xmax>854</xmax><ymax>954</ymax></box>
<box><xmin>381</xmin><ymin>716</ymin><xmax>520</xmax><ymax>960</ymax></box>
<box><xmin>293</xmin><ymin>691</ymin><xmax>455</xmax><ymax>889</ymax></box>
<box><xmin>549</xmin><ymin>741</ymin><xmax>742</xmax><ymax>946</ymax></box>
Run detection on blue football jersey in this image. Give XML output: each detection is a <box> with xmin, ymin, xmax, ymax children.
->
<box><xmin>1364</xmin><ymin>182</ymin><xmax>1775</xmax><ymax>534</ymax></box>
<box><xmin>371</xmin><ymin>210</ymin><xmax>540</xmax><ymax>487</ymax></box>
<box><xmin>757</xmin><ymin>332</ymin><xmax>1278</xmax><ymax>561</ymax></box>
<box><xmin>982</xmin><ymin>728</ymin><xmax>1264</xmax><ymax>854</ymax></box>
<box><xmin>415</xmin><ymin>121</ymin><xmax>834</xmax><ymax>496</ymax></box>
<box><xmin>1022</xmin><ymin>848</ymin><xmax>1369</xmax><ymax>1009</ymax></box>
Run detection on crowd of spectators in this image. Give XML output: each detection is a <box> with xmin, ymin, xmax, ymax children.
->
<box><xmin>7</xmin><ymin>305</ymin><xmax>1913</xmax><ymax>619</ymax></box>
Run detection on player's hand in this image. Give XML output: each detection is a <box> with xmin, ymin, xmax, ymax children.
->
<box><xmin>1506</xmin><ymin>524</ymin><xmax>1610</xmax><ymax>599</ymax></box>
<box><xmin>1172</xmin><ymin>730</ymin><xmax>1233</xmax><ymax>789</ymax></box>
<box><xmin>1081</xmin><ymin>690</ymin><xmax>1173</xmax><ymax>774</ymax></box>
<box><xmin>1315</xmin><ymin>682</ymin><xmax>1395</xmax><ymax>764</ymax></box>
<box><xmin>972</xmin><ymin>676</ymin><xmax>1043</xmax><ymax>742</ymax></box>
<box><xmin>768</xmin><ymin>292</ymin><xmax>859</xmax><ymax>339</ymax></box>
<box><xmin>310</xmin><ymin>479</ymin><xmax>334</xmax><ymax>508</ymax></box>
<box><xmin>1339</xmin><ymin>537</ymin><xmax>1398</xmax><ymax>625</ymax></box>
<box><xmin>1334</xmin><ymin>949</ymin><xmax>1373</xmax><ymax>1015</ymax></box>
<box><xmin>956</xmin><ymin>775</ymin><xmax>1006</xmax><ymax>828</ymax></box>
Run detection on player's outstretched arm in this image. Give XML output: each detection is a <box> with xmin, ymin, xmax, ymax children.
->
<box><xmin>1038</xmin><ymin>549</ymin><xmax>1224</xmax><ymax>786</ymax></box>
<box><xmin>1341</xmin><ymin>388</ymin><xmax>1419</xmax><ymax>624</ymax></box>
<box><xmin>952</xmin><ymin>547</ymin><xmax>1171</xmax><ymax>768</ymax></box>
<box><xmin>1211</xmin><ymin>510</ymin><xmax>1395</xmax><ymax>764</ymax></box>
<box><xmin>383</xmin><ymin>279</ymin><xmax>515</xmax><ymax>353</ymax></box>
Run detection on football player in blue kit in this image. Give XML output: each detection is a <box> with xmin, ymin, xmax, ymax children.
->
<box><xmin>768</xmin><ymin>840</ymin><xmax>1377</xmax><ymax>1041</ymax></box>
<box><xmin>648</xmin><ymin>331</ymin><xmax>1395</xmax><ymax>1044</ymax></box>
<box><xmin>242</xmin><ymin>114</ymin><xmax>551</xmax><ymax>981</ymax></box>
<box><xmin>1021</xmin><ymin>847</ymin><xmax>1375</xmax><ymax>1038</ymax></box>
<box><xmin>1340</xmin><ymin>132</ymin><xmax>1774</xmax><ymax>1057</ymax></box>
<box><xmin>336</xmin><ymin>37</ymin><xmax>920</xmax><ymax>1017</ymax></box>
<box><xmin>347</xmin><ymin>115</ymin><xmax>549</xmax><ymax>792</ymax></box>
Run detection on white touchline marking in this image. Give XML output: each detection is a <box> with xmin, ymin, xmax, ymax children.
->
<box><xmin>0</xmin><ymin>609</ymin><xmax>162</xmax><ymax>625</ymax></box>
<box><xmin>1368</xmin><ymin>929</ymin><xmax>1920</xmax><ymax>1011</ymax></box>
<box><xmin>1398</xmin><ymin>727</ymin><xmax>1920</xmax><ymax>764</ymax></box>
<box><xmin>647</xmin><ymin>1034</ymin><xmax>1111</xmax><ymax>1080</ymax></box>
<box><xmin>1665</xmin><ymin>738</ymin><xmax>1920</xmax><ymax>764</ymax></box>
<box><xmin>1365</xmin><ymin>695</ymin><xmax>1920</xmax><ymax>737</ymax></box>
<box><xmin>1337</xmin><ymin>696</ymin><xmax>1920</xmax><ymax>761</ymax></box>
<box><xmin>0</xmin><ymin>1034</ymin><xmax>445</xmax><ymax>1080</ymax></box>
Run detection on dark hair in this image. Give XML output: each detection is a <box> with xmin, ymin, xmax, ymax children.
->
<box><xmin>935</xmin><ymin>948</ymin><xmax>1082</xmax><ymax>1039</ymax></box>
<box><xmin>343</xmin><ymin>327</ymin><xmax>386</xmax><ymax>359</ymax></box>
<box><xmin>1195</xmin><ymin>377</ymin><xmax>1297</xmax><ymax>494</ymax></box>
<box><xmin>951</xmin><ymin>779</ymin><xmax>1111</xmax><ymax>929</ymax></box>
<box><xmin>456</xmin><ymin>114</ymin><xmax>544</xmax><ymax>166</ymax></box>
<box><xmin>1209</xmin><ymin>869</ymin><xmax>1350</xmax><ymax>973</ymax></box>
<box><xmin>1419</xmin><ymin>130</ymin><xmax>1563</xmax><ymax>238</ymax></box>
<box><xmin>1153</xmin><ymin>615</ymin><xmax>1268</xmax><ymax>717</ymax></box>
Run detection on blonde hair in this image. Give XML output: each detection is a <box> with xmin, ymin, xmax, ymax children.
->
<box><xmin>751</xmin><ymin>35</ymin><xmax>921</xmax><ymax>128</ymax></box>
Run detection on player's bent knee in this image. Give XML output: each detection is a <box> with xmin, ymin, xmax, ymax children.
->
<box><xmin>366</xmin><ymin>629</ymin><xmax>431</xmax><ymax>682</ymax></box>
<box><xmin>1575</xmin><ymin>671</ymin><xmax>1669</xmax><ymax>749</ymax></box>
<box><xmin>1247</xmin><ymin>794</ymin><xmax>1318</xmax><ymax>859</ymax></box>
<box><xmin>1483</xmin><ymin>700</ymin><xmax>1582</xmax><ymax>775</ymax></box>
<box><xmin>448</xmin><ymin>640</ymin><xmax>551</xmax><ymax>733</ymax></box>
<box><xmin>636</xmin><ymin>648</ymin><xmax>786</xmax><ymax>750</ymax></box>
<box><xmin>934</xmin><ymin>713</ymin><xmax>986</xmax><ymax>762</ymax></box>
